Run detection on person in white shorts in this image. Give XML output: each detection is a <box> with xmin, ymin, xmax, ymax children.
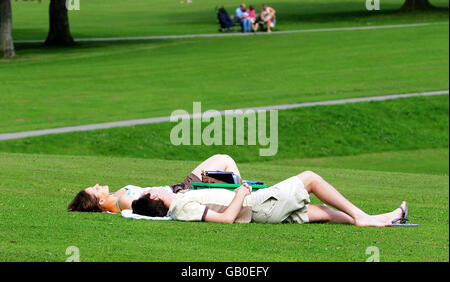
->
<box><xmin>131</xmin><ymin>170</ymin><xmax>409</xmax><ymax>227</ymax></box>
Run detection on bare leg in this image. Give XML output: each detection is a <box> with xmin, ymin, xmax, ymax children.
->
<box><xmin>266</xmin><ymin>20</ymin><xmax>272</xmax><ymax>32</ymax></box>
<box><xmin>265</xmin><ymin>15</ymin><xmax>274</xmax><ymax>32</ymax></box>
<box><xmin>299</xmin><ymin>171</ymin><xmax>404</xmax><ymax>227</ymax></box>
<box><xmin>252</xmin><ymin>22</ymin><xmax>259</xmax><ymax>32</ymax></box>
<box><xmin>191</xmin><ymin>154</ymin><xmax>241</xmax><ymax>180</ymax></box>
<box><xmin>307</xmin><ymin>204</ymin><xmax>355</xmax><ymax>224</ymax></box>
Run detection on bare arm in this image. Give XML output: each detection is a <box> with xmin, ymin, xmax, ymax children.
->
<box><xmin>204</xmin><ymin>184</ymin><xmax>252</xmax><ymax>224</ymax></box>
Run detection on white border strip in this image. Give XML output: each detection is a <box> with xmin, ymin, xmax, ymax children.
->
<box><xmin>0</xmin><ymin>90</ymin><xmax>448</xmax><ymax>141</ymax></box>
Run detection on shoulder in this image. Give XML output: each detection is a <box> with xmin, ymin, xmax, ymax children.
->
<box><xmin>168</xmin><ymin>192</ymin><xmax>207</xmax><ymax>221</ymax></box>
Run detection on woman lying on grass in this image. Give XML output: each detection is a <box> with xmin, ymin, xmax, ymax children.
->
<box><xmin>67</xmin><ymin>154</ymin><xmax>242</xmax><ymax>213</ymax></box>
<box><xmin>131</xmin><ymin>171</ymin><xmax>415</xmax><ymax>227</ymax></box>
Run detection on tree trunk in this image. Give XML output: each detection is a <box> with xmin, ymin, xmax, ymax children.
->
<box><xmin>45</xmin><ymin>0</ymin><xmax>75</xmax><ymax>46</ymax></box>
<box><xmin>401</xmin><ymin>0</ymin><xmax>435</xmax><ymax>11</ymax></box>
<box><xmin>0</xmin><ymin>0</ymin><xmax>16</xmax><ymax>59</ymax></box>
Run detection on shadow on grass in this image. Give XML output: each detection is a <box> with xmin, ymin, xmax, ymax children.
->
<box><xmin>175</xmin><ymin>1</ymin><xmax>448</xmax><ymax>25</ymax></box>
<box><xmin>11</xmin><ymin>0</ymin><xmax>449</xmax><ymax>54</ymax></box>
<box><xmin>13</xmin><ymin>39</ymin><xmax>171</xmax><ymax>54</ymax></box>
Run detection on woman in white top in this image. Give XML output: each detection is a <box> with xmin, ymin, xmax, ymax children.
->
<box><xmin>67</xmin><ymin>154</ymin><xmax>242</xmax><ymax>213</ymax></box>
<box><xmin>260</xmin><ymin>4</ymin><xmax>276</xmax><ymax>32</ymax></box>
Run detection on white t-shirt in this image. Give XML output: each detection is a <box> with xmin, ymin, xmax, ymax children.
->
<box><xmin>167</xmin><ymin>189</ymin><xmax>253</xmax><ymax>223</ymax></box>
<box><xmin>122</xmin><ymin>185</ymin><xmax>172</xmax><ymax>199</ymax></box>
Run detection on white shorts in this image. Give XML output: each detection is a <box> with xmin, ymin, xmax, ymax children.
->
<box><xmin>250</xmin><ymin>176</ymin><xmax>310</xmax><ymax>224</ymax></box>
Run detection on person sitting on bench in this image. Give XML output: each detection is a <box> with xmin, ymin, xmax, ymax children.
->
<box><xmin>259</xmin><ymin>4</ymin><xmax>276</xmax><ymax>32</ymax></box>
<box><xmin>235</xmin><ymin>4</ymin><xmax>252</xmax><ymax>33</ymax></box>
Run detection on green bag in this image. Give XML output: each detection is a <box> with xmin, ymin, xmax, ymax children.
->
<box><xmin>190</xmin><ymin>182</ymin><xmax>268</xmax><ymax>191</ymax></box>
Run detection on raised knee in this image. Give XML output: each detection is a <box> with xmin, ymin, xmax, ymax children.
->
<box><xmin>211</xmin><ymin>154</ymin><xmax>232</xmax><ymax>163</ymax></box>
<box><xmin>297</xmin><ymin>170</ymin><xmax>322</xmax><ymax>189</ymax></box>
<box><xmin>219</xmin><ymin>154</ymin><xmax>233</xmax><ymax>161</ymax></box>
<box><xmin>298</xmin><ymin>170</ymin><xmax>320</xmax><ymax>180</ymax></box>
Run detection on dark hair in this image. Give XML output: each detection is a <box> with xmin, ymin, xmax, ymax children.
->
<box><xmin>67</xmin><ymin>190</ymin><xmax>103</xmax><ymax>212</ymax></box>
<box><xmin>132</xmin><ymin>194</ymin><xmax>169</xmax><ymax>217</ymax></box>
<box><xmin>249</xmin><ymin>5</ymin><xmax>254</xmax><ymax>10</ymax></box>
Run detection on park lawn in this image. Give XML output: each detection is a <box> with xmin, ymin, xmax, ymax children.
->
<box><xmin>0</xmin><ymin>95</ymin><xmax>447</xmax><ymax>162</ymax></box>
<box><xmin>11</xmin><ymin>0</ymin><xmax>450</xmax><ymax>40</ymax></box>
<box><xmin>0</xmin><ymin>23</ymin><xmax>448</xmax><ymax>133</ymax></box>
<box><xmin>265</xmin><ymin>148</ymin><xmax>449</xmax><ymax>175</ymax></box>
<box><xmin>0</xmin><ymin>151</ymin><xmax>448</xmax><ymax>262</ymax></box>
<box><xmin>1</xmin><ymin>0</ymin><xmax>448</xmax><ymax>263</ymax></box>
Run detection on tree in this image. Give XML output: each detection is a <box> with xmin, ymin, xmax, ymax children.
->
<box><xmin>45</xmin><ymin>0</ymin><xmax>75</xmax><ymax>46</ymax></box>
<box><xmin>401</xmin><ymin>0</ymin><xmax>435</xmax><ymax>11</ymax></box>
<box><xmin>0</xmin><ymin>0</ymin><xmax>15</xmax><ymax>59</ymax></box>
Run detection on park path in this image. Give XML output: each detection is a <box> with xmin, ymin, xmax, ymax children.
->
<box><xmin>0</xmin><ymin>90</ymin><xmax>448</xmax><ymax>141</ymax></box>
<box><xmin>15</xmin><ymin>22</ymin><xmax>449</xmax><ymax>44</ymax></box>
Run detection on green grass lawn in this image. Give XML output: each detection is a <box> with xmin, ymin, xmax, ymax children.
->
<box><xmin>0</xmin><ymin>0</ymin><xmax>448</xmax><ymax>262</ymax></box>
<box><xmin>266</xmin><ymin>148</ymin><xmax>449</xmax><ymax>175</ymax></box>
<box><xmin>0</xmin><ymin>152</ymin><xmax>448</xmax><ymax>262</ymax></box>
<box><xmin>1</xmin><ymin>95</ymin><xmax>447</xmax><ymax>162</ymax></box>
<box><xmin>1</xmin><ymin>23</ymin><xmax>448</xmax><ymax>133</ymax></box>
<box><xmin>11</xmin><ymin>0</ymin><xmax>450</xmax><ymax>40</ymax></box>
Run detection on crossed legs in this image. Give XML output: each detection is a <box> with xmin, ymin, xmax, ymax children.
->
<box><xmin>298</xmin><ymin>171</ymin><xmax>405</xmax><ymax>227</ymax></box>
<box><xmin>264</xmin><ymin>14</ymin><xmax>275</xmax><ymax>32</ymax></box>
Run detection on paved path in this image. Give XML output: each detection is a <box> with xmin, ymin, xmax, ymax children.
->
<box><xmin>15</xmin><ymin>22</ymin><xmax>449</xmax><ymax>44</ymax></box>
<box><xmin>0</xmin><ymin>90</ymin><xmax>448</xmax><ymax>141</ymax></box>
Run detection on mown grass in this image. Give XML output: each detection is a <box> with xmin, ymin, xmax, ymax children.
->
<box><xmin>11</xmin><ymin>0</ymin><xmax>450</xmax><ymax>40</ymax></box>
<box><xmin>266</xmin><ymin>148</ymin><xmax>449</xmax><ymax>175</ymax></box>
<box><xmin>1</xmin><ymin>95</ymin><xmax>447</xmax><ymax>162</ymax></box>
<box><xmin>0</xmin><ymin>152</ymin><xmax>448</xmax><ymax>262</ymax></box>
<box><xmin>0</xmin><ymin>0</ymin><xmax>448</xmax><ymax>263</ymax></box>
<box><xmin>1</xmin><ymin>12</ymin><xmax>448</xmax><ymax>133</ymax></box>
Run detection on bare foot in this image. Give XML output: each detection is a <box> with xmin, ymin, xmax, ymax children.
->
<box><xmin>354</xmin><ymin>215</ymin><xmax>390</xmax><ymax>227</ymax></box>
<box><xmin>354</xmin><ymin>201</ymin><xmax>406</xmax><ymax>227</ymax></box>
<box><xmin>390</xmin><ymin>201</ymin><xmax>407</xmax><ymax>225</ymax></box>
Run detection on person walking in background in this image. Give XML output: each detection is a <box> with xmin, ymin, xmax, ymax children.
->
<box><xmin>235</xmin><ymin>4</ymin><xmax>252</xmax><ymax>33</ymax></box>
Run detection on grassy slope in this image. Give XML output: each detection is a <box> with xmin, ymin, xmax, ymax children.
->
<box><xmin>0</xmin><ymin>152</ymin><xmax>448</xmax><ymax>262</ymax></box>
<box><xmin>266</xmin><ymin>148</ymin><xmax>449</xmax><ymax>175</ymax></box>
<box><xmin>11</xmin><ymin>0</ymin><xmax>450</xmax><ymax>40</ymax></box>
<box><xmin>1</xmin><ymin>15</ymin><xmax>448</xmax><ymax>133</ymax></box>
<box><xmin>1</xmin><ymin>95</ymin><xmax>447</xmax><ymax>162</ymax></box>
<box><xmin>1</xmin><ymin>0</ymin><xmax>448</xmax><ymax>262</ymax></box>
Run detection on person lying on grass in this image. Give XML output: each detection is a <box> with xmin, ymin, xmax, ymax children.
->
<box><xmin>131</xmin><ymin>171</ymin><xmax>410</xmax><ymax>227</ymax></box>
<box><xmin>67</xmin><ymin>154</ymin><xmax>243</xmax><ymax>213</ymax></box>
